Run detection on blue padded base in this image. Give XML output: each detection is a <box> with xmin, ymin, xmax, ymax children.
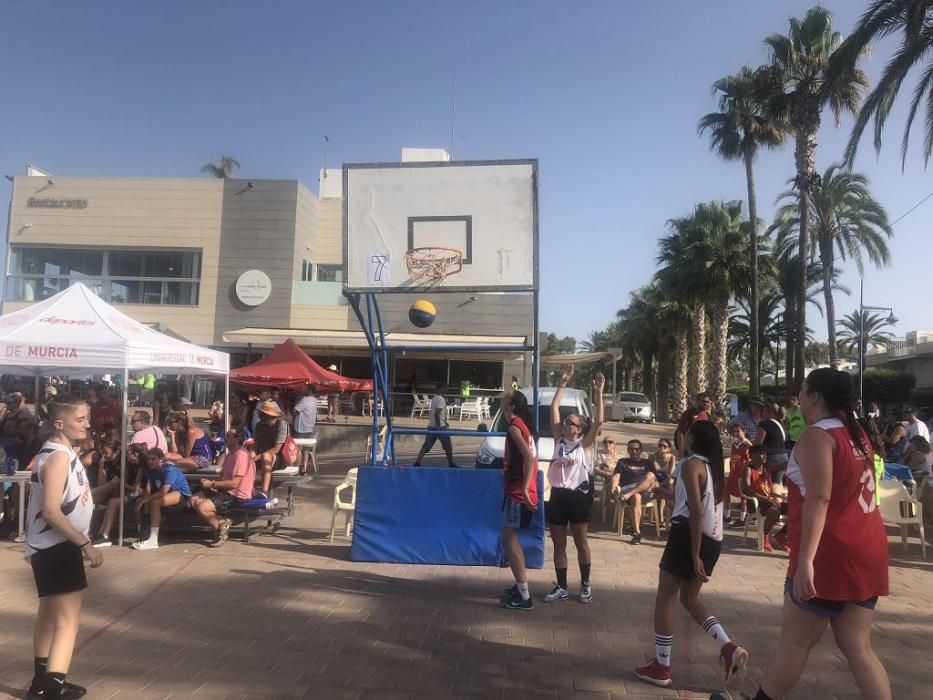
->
<box><xmin>350</xmin><ymin>466</ymin><xmax>545</xmax><ymax>568</ymax></box>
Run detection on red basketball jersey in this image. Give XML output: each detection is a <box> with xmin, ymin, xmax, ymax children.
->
<box><xmin>786</xmin><ymin>418</ymin><xmax>889</xmax><ymax>601</ymax></box>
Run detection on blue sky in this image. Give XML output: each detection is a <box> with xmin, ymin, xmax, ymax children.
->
<box><xmin>1</xmin><ymin>1</ymin><xmax>929</xmax><ymax>343</ymax></box>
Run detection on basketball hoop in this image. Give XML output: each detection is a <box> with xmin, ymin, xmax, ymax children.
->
<box><xmin>404</xmin><ymin>247</ymin><xmax>463</xmax><ymax>285</ymax></box>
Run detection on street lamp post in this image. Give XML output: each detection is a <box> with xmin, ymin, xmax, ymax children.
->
<box><xmin>858</xmin><ymin>276</ymin><xmax>898</xmax><ymax>416</ymax></box>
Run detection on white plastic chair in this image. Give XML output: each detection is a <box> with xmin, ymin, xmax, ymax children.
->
<box><xmin>410</xmin><ymin>394</ymin><xmax>428</xmax><ymax>418</ymax></box>
<box><xmin>480</xmin><ymin>397</ymin><xmax>491</xmax><ymax>420</ymax></box>
<box><xmin>878</xmin><ymin>479</ymin><xmax>926</xmax><ymax>558</ymax></box>
<box><xmin>329</xmin><ymin>468</ymin><xmax>358</xmax><ymax>542</ymax></box>
<box><xmin>364</xmin><ymin>426</ymin><xmax>388</xmax><ymax>463</ymax></box>
<box><xmin>612</xmin><ymin>494</ymin><xmax>664</xmax><ymax>538</ymax></box>
<box><xmin>362</xmin><ymin>398</ymin><xmax>384</xmax><ymax>417</ymax></box>
<box><xmin>459</xmin><ymin>398</ymin><xmax>481</xmax><ymax>421</ymax></box>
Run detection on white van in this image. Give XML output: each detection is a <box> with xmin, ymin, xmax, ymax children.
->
<box><xmin>474</xmin><ymin>387</ymin><xmax>593</xmax><ymax>482</ymax></box>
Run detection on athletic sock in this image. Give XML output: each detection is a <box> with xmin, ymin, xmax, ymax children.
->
<box><xmin>702</xmin><ymin>616</ymin><xmax>731</xmax><ymax>645</ymax></box>
<box><xmin>655</xmin><ymin>633</ymin><xmax>673</xmax><ymax>667</ymax></box>
<box><xmin>579</xmin><ymin>562</ymin><xmax>591</xmax><ymax>585</ymax></box>
<box><xmin>516</xmin><ymin>582</ymin><xmax>530</xmax><ymax>601</ymax></box>
<box><xmin>34</xmin><ymin>656</ymin><xmax>48</xmax><ymax>676</ymax></box>
<box><xmin>555</xmin><ymin>567</ymin><xmax>568</xmax><ymax>589</ymax></box>
<box><xmin>44</xmin><ymin>671</ymin><xmax>66</xmax><ymax>694</ymax></box>
<box><xmin>149</xmin><ymin>526</ymin><xmax>160</xmax><ymax>543</ymax></box>
<box><xmin>754</xmin><ymin>688</ymin><xmax>775</xmax><ymax>700</ymax></box>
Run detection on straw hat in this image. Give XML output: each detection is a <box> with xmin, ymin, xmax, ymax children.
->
<box><xmin>45</xmin><ymin>386</ymin><xmax>58</xmax><ymax>396</ymax></box>
<box><xmin>257</xmin><ymin>400</ymin><xmax>282</xmax><ymax>417</ymax></box>
<box><xmin>327</xmin><ymin>364</ymin><xmax>338</xmax><ymax>371</ymax></box>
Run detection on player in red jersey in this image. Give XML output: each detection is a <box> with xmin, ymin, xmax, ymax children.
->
<box><xmin>752</xmin><ymin>368</ymin><xmax>891</xmax><ymax>700</ymax></box>
<box><xmin>499</xmin><ymin>390</ymin><xmax>539</xmax><ymax>611</ymax></box>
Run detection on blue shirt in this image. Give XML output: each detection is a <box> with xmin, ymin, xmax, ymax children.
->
<box><xmin>147</xmin><ymin>462</ymin><xmax>191</xmax><ymax>497</ymax></box>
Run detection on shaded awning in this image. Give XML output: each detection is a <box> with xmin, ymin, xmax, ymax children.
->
<box><xmin>231</xmin><ymin>339</ymin><xmax>372</xmax><ymax>391</ymax></box>
<box><xmin>223</xmin><ymin>327</ymin><xmax>527</xmax><ymax>351</ymax></box>
<box><xmin>540</xmin><ymin>351</ymin><xmax>611</xmax><ymax>366</ymax></box>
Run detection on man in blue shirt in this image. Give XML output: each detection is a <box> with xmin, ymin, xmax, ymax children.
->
<box><xmin>132</xmin><ymin>448</ymin><xmax>191</xmax><ymax>551</ymax></box>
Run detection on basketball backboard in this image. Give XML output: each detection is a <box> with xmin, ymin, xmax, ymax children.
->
<box><xmin>343</xmin><ymin>159</ymin><xmax>537</xmax><ymax>293</ymax></box>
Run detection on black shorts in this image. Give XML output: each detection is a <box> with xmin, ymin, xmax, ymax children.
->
<box><xmin>546</xmin><ymin>487</ymin><xmax>592</xmax><ymax>526</ymax></box>
<box><xmin>659</xmin><ymin>520</ymin><xmax>721</xmax><ymax>580</ymax></box>
<box><xmin>420</xmin><ymin>432</ymin><xmax>452</xmax><ymax>453</ymax></box>
<box><xmin>31</xmin><ymin>541</ymin><xmax>87</xmax><ymax>598</ymax></box>
<box><xmin>747</xmin><ymin>499</ymin><xmax>789</xmax><ymax>516</ymax></box>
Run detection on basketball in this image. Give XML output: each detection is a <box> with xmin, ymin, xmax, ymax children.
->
<box><xmin>409</xmin><ymin>299</ymin><xmax>437</xmax><ymax>328</ymax></box>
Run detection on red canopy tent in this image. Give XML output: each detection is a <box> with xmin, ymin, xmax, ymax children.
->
<box><xmin>230</xmin><ymin>338</ymin><xmax>373</xmax><ymax>392</ymax></box>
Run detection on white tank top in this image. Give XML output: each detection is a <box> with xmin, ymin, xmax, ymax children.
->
<box><xmin>24</xmin><ymin>441</ymin><xmax>93</xmax><ymax>558</ymax></box>
<box><xmin>548</xmin><ymin>437</ymin><xmax>592</xmax><ymax>490</ymax></box>
<box><xmin>671</xmin><ymin>455</ymin><xmax>722</xmax><ymax>541</ymax></box>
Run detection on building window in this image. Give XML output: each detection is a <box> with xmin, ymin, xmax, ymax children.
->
<box><xmin>6</xmin><ymin>246</ymin><xmax>201</xmax><ymax>305</ymax></box>
<box><xmin>300</xmin><ymin>259</ymin><xmax>314</xmax><ymax>282</ymax></box>
<box><xmin>316</xmin><ymin>264</ymin><xmax>342</xmax><ymax>282</ymax></box>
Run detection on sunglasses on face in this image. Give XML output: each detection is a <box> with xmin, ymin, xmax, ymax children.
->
<box><xmin>563</xmin><ymin>418</ymin><xmax>582</xmax><ymax>429</ymax></box>
<box><xmin>629</xmin><ymin>446</ymin><xmax>642</xmax><ymax>452</ymax></box>
<box><xmin>658</xmin><ymin>444</ymin><xmax>670</xmax><ymax>450</ymax></box>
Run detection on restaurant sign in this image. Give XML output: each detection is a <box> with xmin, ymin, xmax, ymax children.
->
<box><xmin>27</xmin><ymin>197</ymin><xmax>88</xmax><ymax>209</ymax></box>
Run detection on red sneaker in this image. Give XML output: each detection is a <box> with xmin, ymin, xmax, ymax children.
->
<box><xmin>633</xmin><ymin>658</ymin><xmax>673</xmax><ymax>688</ymax></box>
<box><xmin>762</xmin><ymin>536</ymin><xmax>774</xmax><ymax>552</ymax></box>
<box><xmin>720</xmin><ymin>642</ymin><xmax>748</xmax><ymax>688</ymax></box>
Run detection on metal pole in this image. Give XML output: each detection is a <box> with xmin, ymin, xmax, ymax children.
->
<box><xmin>34</xmin><ymin>375</ymin><xmax>40</xmax><ymax>411</ymax></box>
<box><xmin>118</xmin><ymin>367</ymin><xmax>129</xmax><ymax>546</ymax></box>
<box><xmin>612</xmin><ymin>355</ymin><xmax>618</xmax><ymax>395</ymax></box>
<box><xmin>858</xmin><ymin>277</ymin><xmax>864</xmax><ymax>414</ymax></box>
<box><xmin>224</xmin><ymin>374</ymin><xmax>230</xmax><ymax>433</ymax></box>
<box><xmin>532</xmin><ymin>290</ymin><xmax>540</xmax><ymax>433</ymax></box>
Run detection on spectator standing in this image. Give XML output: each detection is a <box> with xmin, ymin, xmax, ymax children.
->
<box><xmin>510</xmin><ymin>375</ymin><xmax>520</xmax><ymax>391</ymax></box>
<box><xmin>498</xmin><ymin>390</ymin><xmax>539</xmax><ymax>611</ymax></box>
<box><xmin>413</xmin><ymin>388</ymin><xmax>457</xmax><ymax>468</ymax></box>
<box><xmin>88</xmin><ymin>385</ymin><xmax>120</xmax><ymax>436</ymax></box>
<box><xmin>881</xmin><ymin>412</ymin><xmax>908</xmax><ymax>462</ymax></box>
<box><xmin>1</xmin><ymin>392</ymin><xmax>35</xmax><ymax>435</ymax></box>
<box><xmin>292</xmin><ymin>384</ymin><xmax>318</xmax><ymax>475</ymax></box>
<box><xmin>753</xmin><ymin>368</ymin><xmax>890</xmax><ymax>700</ymax></box>
<box><xmin>249</xmin><ymin>389</ymin><xmax>273</xmax><ymax>433</ymax></box>
<box><xmin>252</xmin><ymin>401</ymin><xmax>288</xmax><ymax>495</ymax></box>
<box><xmin>35</xmin><ymin>385</ymin><xmax>57</xmax><ymax>423</ymax></box>
<box><xmin>785</xmin><ymin>395</ymin><xmax>806</xmax><ymax>448</ymax></box>
<box><xmin>633</xmin><ymin>420</ymin><xmax>747</xmax><ymax>690</ymax></box>
<box><xmin>326</xmin><ymin>366</ymin><xmax>340</xmax><ymax>423</ymax></box>
<box><xmin>730</xmin><ymin>398</ymin><xmax>764</xmax><ymax>444</ymax></box>
<box><xmin>130</xmin><ymin>411</ymin><xmax>168</xmax><ymax>452</ymax></box>
<box><xmin>132</xmin><ymin>448</ymin><xmax>191</xmax><ymax>551</ymax></box>
<box><xmin>610</xmin><ymin>439</ymin><xmax>662</xmax><ymax>545</ymax></box>
<box><xmin>755</xmin><ymin>402</ymin><xmax>790</xmax><ymax>484</ymax></box>
<box><xmin>675</xmin><ymin>393</ymin><xmax>714</xmax><ymax>457</ymax></box>
<box><xmin>905</xmin><ymin>407</ymin><xmax>930</xmax><ymax>442</ymax></box>
<box><xmin>191</xmin><ymin>426</ymin><xmax>255</xmax><ymax>547</ymax></box>
<box><xmin>543</xmin><ymin>368</ymin><xmax>604</xmax><ymax>604</ymax></box>
<box><xmin>24</xmin><ymin>395</ymin><xmax>102</xmax><ymax>700</ymax></box>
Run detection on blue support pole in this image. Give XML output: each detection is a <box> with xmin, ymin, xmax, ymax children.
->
<box><xmin>369</xmin><ymin>294</ymin><xmax>396</xmax><ymax>465</ymax></box>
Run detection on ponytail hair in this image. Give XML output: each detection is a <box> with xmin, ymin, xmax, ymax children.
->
<box><xmin>686</xmin><ymin>420</ymin><xmax>725</xmax><ymax>504</ymax></box>
<box><xmin>804</xmin><ymin>368</ymin><xmax>868</xmax><ymax>456</ymax></box>
<box><xmin>507</xmin><ymin>390</ymin><xmax>538</xmax><ymax>440</ymax></box>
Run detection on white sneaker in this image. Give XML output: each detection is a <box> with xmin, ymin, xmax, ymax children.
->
<box><xmin>544</xmin><ymin>585</ymin><xmax>569</xmax><ymax>603</ymax></box>
<box><xmin>132</xmin><ymin>538</ymin><xmax>158</xmax><ymax>550</ymax></box>
<box><xmin>579</xmin><ymin>583</ymin><xmax>593</xmax><ymax>604</ymax></box>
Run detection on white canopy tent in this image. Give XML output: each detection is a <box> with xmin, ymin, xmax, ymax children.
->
<box><xmin>0</xmin><ymin>283</ymin><xmax>230</xmax><ymax>544</ymax></box>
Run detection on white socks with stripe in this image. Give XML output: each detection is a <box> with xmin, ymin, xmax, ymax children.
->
<box><xmin>655</xmin><ymin>633</ymin><xmax>673</xmax><ymax>667</ymax></box>
<box><xmin>516</xmin><ymin>582</ymin><xmax>530</xmax><ymax>601</ymax></box>
<box><xmin>702</xmin><ymin>616</ymin><xmax>731</xmax><ymax>645</ymax></box>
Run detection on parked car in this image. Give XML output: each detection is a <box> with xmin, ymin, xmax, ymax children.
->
<box><xmin>605</xmin><ymin>391</ymin><xmax>654</xmax><ymax>423</ymax></box>
<box><xmin>474</xmin><ymin>387</ymin><xmax>593</xmax><ymax>479</ymax></box>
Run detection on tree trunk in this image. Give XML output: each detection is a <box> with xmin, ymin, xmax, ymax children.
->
<box><xmin>674</xmin><ymin>319</ymin><xmax>689</xmax><ymax>416</ymax></box>
<box><xmin>793</xmin><ymin>102</ymin><xmax>819</xmax><ymax>389</ymax></box>
<box><xmin>709</xmin><ymin>299</ymin><xmax>730</xmax><ymax>404</ymax></box>
<box><xmin>784</xmin><ymin>300</ymin><xmax>795</xmax><ymax>393</ymax></box>
<box><xmin>819</xmin><ymin>236</ymin><xmax>838</xmax><ymax>369</ymax></box>
<box><xmin>744</xmin><ymin>149</ymin><xmax>760</xmax><ymax>396</ymax></box>
<box><xmin>687</xmin><ymin>303</ymin><xmax>707</xmax><ymax>396</ymax></box>
<box><xmin>656</xmin><ymin>345</ymin><xmax>673</xmax><ymax>423</ymax></box>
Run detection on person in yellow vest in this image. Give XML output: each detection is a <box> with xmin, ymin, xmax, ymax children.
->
<box><xmin>785</xmin><ymin>395</ymin><xmax>806</xmax><ymax>449</ymax></box>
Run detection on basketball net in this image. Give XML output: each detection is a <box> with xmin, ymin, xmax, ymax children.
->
<box><xmin>404</xmin><ymin>247</ymin><xmax>463</xmax><ymax>286</ymax></box>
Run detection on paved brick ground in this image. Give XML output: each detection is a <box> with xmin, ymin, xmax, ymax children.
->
<box><xmin>1</xmin><ymin>443</ymin><xmax>931</xmax><ymax>700</ymax></box>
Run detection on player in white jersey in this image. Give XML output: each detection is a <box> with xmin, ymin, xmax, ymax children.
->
<box><xmin>544</xmin><ymin>367</ymin><xmax>604</xmax><ymax>604</ymax></box>
<box><xmin>24</xmin><ymin>395</ymin><xmax>102</xmax><ymax>700</ymax></box>
<box><xmin>633</xmin><ymin>420</ymin><xmax>748</xmax><ymax>692</ymax></box>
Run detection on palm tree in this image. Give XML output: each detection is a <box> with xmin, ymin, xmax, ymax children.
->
<box><xmin>658</xmin><ymin>202</ymin><xmax>752</xmax><ymax>403</ymax></box>
<box><xmin>770</xmin><ymin>164</ymin><xmax>893</xmax><ymax>368</ymax></box>
<box><xmin>836</xmin><ymin>310</ymin><xmax>896</xmax><ymax>357</ymax></box>
<box><xmin>698</xmin><ymin>66</ymin><xmax>786</xmax><ymax>397</ymax></box>
<box><xmin>655</xmin><ymin>282</ymin><xmax>693</xmax><ymax>416</ymax></box>
<box><xmin>617</xmin><ymin>286</ymin><xmax>663</xmax><ymax>402</ymax></box>
<box><xmin>657</xmin><ymin>214</ymin><xmax>708</xmax><ymax>399</ymax></box>
<box><xmin>830</xmin><ymin>1</ymin><xmax>933</xmax><ymax>167</ymax></box>
<box><xmin>764</xmin><ymin>6</ymin><xmax>869</xmax><ymax>387</ymax></box>
<box><xmin>200</xmin><ymin>156</ymin><xmax>241</xmax><ymax>179</ymax></box>
<box><xmin>729</xmin><ymin>291</ymin><xmax>784</xmax><ymax>382</ymax></box>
